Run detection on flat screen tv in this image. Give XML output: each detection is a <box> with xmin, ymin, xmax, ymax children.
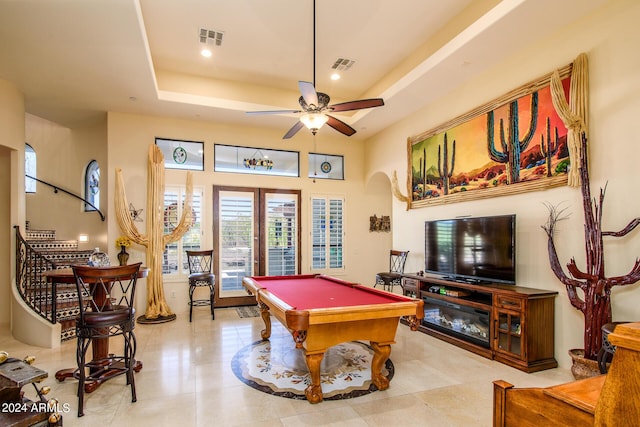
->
<box><xmin>424</xmin><ymin>214</ymin><xmax>516</xmax><ymax>285</ymax></box>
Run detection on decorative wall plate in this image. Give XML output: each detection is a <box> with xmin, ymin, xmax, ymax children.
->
<box><xmin>320</xmin><ymin>161</ymin><xmax>332</xmax><ymax>173</ymax></box>
<box><xmin>173</xmin><ymin>146</ymin><xmax>187</xmax><ymax>164</ymax></box>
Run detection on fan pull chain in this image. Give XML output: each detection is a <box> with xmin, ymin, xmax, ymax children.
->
<box><xmin>312</xmin><ymin>133</ymin><xmax>318</xmax><ymax>183</ymax></box>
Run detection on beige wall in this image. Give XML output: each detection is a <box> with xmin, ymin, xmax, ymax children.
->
<box><xmin>106</xmin><ymin>112</ymin><xmax>391</xmax><ymax>315</ymax></box>
<box><xmin>25</xmin><ymin>114</ymin><xmax>108</xmax><ymax>250</ymax></box>
<box><xmin>365</xmin><ymin>0</ymin><xmax>640</xmax><ymax>369</ymax></box>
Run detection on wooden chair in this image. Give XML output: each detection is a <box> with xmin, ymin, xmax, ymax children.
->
<box><xmin>186</xmin><ymin>250</ymin><xmax>215</xmax><ymax>322</ymax></box>
<box><xmin>72</xmin><ymin>263</ymin><xmax>142</xmax><ymax>417</ymax></box>
<box><xmin>374</xmin><ymin>250</ymin><xmax>409</xmax><ymax>292</ymax></box>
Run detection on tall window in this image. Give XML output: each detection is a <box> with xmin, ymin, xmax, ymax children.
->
<box><xmin>163</xmin><ymin>186</ymin><xmax>203</xmax><ymax>275</ymax></box>
<box><xmin>311</xmin><ymin>195</ymin><xmax>345</xmax><ymax>272</ymax></box>
<box><xmin>25</xmin><ymin>144</ymin><xmax>36</xmax><ymax>193</ymax></box>
<box><xmin>84</xmin><ymin>160</ymin><xmax>100</xmax><ymax>211</ymax></box>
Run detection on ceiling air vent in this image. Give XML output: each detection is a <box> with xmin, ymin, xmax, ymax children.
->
<box><xmin>331</xmin><ymin>58</ymin><xmax>355</xmax><ymax>71</ymax></box>
<box><xmin>199</xmin><ymin>28</ymin><xmax>224</xmax><ymax>46</ymax></box>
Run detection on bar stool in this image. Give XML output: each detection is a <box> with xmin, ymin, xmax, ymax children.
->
<box><xmin>72</xmin><ymin>263</ymin><xmax>142</xmax><ymax>417</ymax></box>
<box><xmin>375</xmin><ymin>250</ymin><xmax>409</xmax><ymax>292</ymax></box>
<box><xmin>186</xmin><ymin>250</ymin><xmax>215</xmax><ymax>322</ymax></box>
<box><xmin>597</xmin><ymin>321</ymin><xmax>631</xmax><ymax>374</ymax></box>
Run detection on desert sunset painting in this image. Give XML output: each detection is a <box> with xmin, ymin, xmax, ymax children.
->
<box><xmin>410</xmin><ymin>76</ymin><xmax>570</xmax><ymax>202</ymax></box>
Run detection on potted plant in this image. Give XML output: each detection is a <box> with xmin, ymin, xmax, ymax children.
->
<box><xmin>115</xmin><ymin>235</ymin><xmax>132</xmax><ymax>266</ymax></box>
<box><xmin>542</xmin><ymin>134</ymin><xmax>640</xmax><ymax>377</ymax></box>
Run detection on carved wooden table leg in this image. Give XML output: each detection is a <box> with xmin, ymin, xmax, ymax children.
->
<box><xmin>370</xmin><ymin>342</ymin><xmax>391</xmax><ymax>390</ymax></box>
<box><xmin>259</xmin><ymin>302</ymin><xmax>271</xmax><ymax>339</ymax></box>
<box><xmin>304</xmin><ymin>352</ymin><xmax>325</xmax><ymax>403</ymax></box>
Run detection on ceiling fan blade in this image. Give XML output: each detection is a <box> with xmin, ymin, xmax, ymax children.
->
<box><xmin>283</xmin><ymin>120</ymin><xmax>305</xmax><ymax>139</ymax></box>
<box><xmin>326</xmin><ymin>115</ymin><xmax>356</xmax><ymax>137</ymax></box>
<box><xmin>299</xmin><ymin>81</ymin><xmax>318</xmax><ymax>107</ymax></box>
<box><xmin>246</xmin><ymin>109</ymin><xmax>301</xmax><ymax>115</ymax></box>
<box><xmin>329</xmin><ymin>98</ymin><xmax>385</xmax><ymax>113</ymax></box>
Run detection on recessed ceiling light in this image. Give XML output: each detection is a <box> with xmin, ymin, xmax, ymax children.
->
<box><xmin>330</xmin><ymin>73</ymin><xmax>341</xmax><ymax>81</ymax></box>
<box><xmin>201</xmin><ymin>48</ymin><xmax>212</xmax><ymax>58</ymax></box>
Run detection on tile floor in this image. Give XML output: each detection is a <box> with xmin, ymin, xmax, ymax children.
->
<box><xmin>0</xmin><ymin>307</ymin><xmax>574</xmax><ymax>426</ymax></box>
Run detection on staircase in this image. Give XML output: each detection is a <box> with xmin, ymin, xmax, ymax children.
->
<box><xmin>17</xmin><ymin>226</ymin><xmax>94</xmax><ymax>341</ymax></box>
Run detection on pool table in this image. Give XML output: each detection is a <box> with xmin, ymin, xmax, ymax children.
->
<box><xmin>242</xmin><ymin>274</ymin><xmax>424</xmax><ymax>403</ymax></box>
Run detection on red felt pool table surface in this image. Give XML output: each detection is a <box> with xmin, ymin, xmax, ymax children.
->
<box><xmin>247</xmin><ymin>274</ymin><xmax>408</xmax><ymax>310</ymax></box>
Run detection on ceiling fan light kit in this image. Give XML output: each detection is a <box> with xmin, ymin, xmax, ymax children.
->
<box><xmin>245</xmin><ymin>0</ymin><xmax>384</xmax><ymax>139</ymax></box>
<box><xmin>300</xmin><ymin>112</ymin><xmax>329</xmax><ymax>133</ymax></box>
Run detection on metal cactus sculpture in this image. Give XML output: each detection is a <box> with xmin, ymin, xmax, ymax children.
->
<box><xmin>487</xmin><ymin>92</ymin><xmax>538</xmax><ymax>184</ymax></box>
<box><xmin>542</xmin><ymin>134</ymin><xmax>640</xmax><ymax>360</ymax></box>
<box><xmin>540</xmin><ymin>117</ymin><xmax>559</xmax><ymax>177</ymax></box>
<box><xmin>115</xmin><ymin>145</ymin><xmax>194</xmax><ymax>321</ymax></box>
<box><xmin>437</xmin><ymin>133</ymin><xmax>455</xmax><ymax>195</ymax></box>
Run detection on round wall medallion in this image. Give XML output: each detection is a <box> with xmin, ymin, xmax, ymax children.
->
<box><xmin>173</xmin><ymin>147</ymin><xmax>187</xmax><ymax>164</ymax></box>
<box><xmin>320</xmin><ymin>161</ymin><xmax>332</xmax><ymax>173</ymax></box>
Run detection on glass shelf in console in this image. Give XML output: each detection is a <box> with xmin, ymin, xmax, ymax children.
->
<box><xmin>497</xmin><ymin>312</ymin><xmax>522</xmax><ymax>356</ymax></box>
<box><xmin>422</xmin><ymin>295</ymin><xmax>490</xmax><ymax>348</ymax></box>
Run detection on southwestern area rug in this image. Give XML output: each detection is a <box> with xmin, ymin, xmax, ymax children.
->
<box><xmin>231</xmin><ymin>334</ymin><xmax>394</xmax><ymax>401</ymax></box>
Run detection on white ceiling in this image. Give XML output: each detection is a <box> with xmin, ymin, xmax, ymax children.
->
<box><xmin>0</xmin><ymin>0</ymin><xmax>607</xmax><ymax>140</ymax></box>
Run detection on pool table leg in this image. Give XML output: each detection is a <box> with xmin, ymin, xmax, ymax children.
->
<box><xmin>259</xmin><ymin>302</ymin><xmax>271</xmax><ymax>339</ymax></box>
<box><xmin>304</xmin><ymin>352</ymin><xmax>325</xmax><ymax>404</ymax></box>
<box><xmin>370</xmin><ymin>342</ymin><xmax>391</xmax><ymax>391</ymax></box>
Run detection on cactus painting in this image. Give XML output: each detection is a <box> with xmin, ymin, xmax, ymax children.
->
<box><xmin>487</xmin><ymin>92</ymin><xmax>538</xmax><ymax>184</ymax></box>
<box><xmin>408</xmin><ymin>66</ymin><xmax>572</xmax><ymax>208</ymax></box>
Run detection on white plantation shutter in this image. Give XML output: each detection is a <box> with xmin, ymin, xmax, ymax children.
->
<box><xmin>311</xmin><ymin>195</ymin><xmax>344</xmax><ymax>271</ymax></box>
<box><xmin>265</xmin><ymin>193</ymin><xmax>298</xmax><ymax>275</ymax></box>
<box><xmin>328</xmin><ymin>198</ymin><xmax>344</xmax><ymax>268</ymax></box>
<box><xmin>163</xmin><ymin>186</ymin><xmax>203</xmax><ymax>275</ymax></box>
<box><xmin>218</xmin><ymin>191</ymin><xmax>254</xmax><ymax>292</ymax></box>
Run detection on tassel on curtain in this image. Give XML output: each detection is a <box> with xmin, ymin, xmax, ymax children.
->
<box><xmin>550</xmin><ymin>52</ymin><xmax>589</xmax><ymax>187</ymax></box>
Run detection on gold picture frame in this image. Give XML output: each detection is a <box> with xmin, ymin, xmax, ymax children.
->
<box><xmin>407</xmin><ymin>63</ymin><xmax>573</xmax><ymax>209</ymax></box>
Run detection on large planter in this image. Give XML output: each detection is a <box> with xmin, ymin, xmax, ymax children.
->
<box><xmin>568</xmin><ymin>349</ymin><xmax>600</xmax><ymax>380</ymax></box>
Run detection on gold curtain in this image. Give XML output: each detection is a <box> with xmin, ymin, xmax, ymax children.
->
<box><xmin>115</xmin><ymin>144</ymin><xmax>194</xmax><ymax>319</ymax></box>
<box><xmin>550</xmin><ymin>52</ymin><xmax>589</xmax><ymax>187</ymax></box>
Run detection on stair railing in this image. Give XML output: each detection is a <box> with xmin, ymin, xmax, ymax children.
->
<box><xmin>15</xmin><ymin>226</ymin><xmax>58</xmax><ymax>323</ymax></box>
<box><xmin>26</xmin><ymin>175</ymin><xmax>105</xmax><ymax>221</ymax></box>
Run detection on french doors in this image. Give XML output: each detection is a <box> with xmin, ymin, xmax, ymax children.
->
<box><xmin>213</xmin><ymin>186</ymin><xmax>300</xmax><ymax>307</ymax></box>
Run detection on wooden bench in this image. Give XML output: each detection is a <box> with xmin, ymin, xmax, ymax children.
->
<box><xmin>493</xmin><ymin>322</ymin><xmax>640</xmax><ymax>426</ymax></box>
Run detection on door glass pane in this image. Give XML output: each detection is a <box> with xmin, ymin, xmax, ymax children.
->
<box><xmin>265</xmin><ymin>193</ymin><xmax>298</xmax><ymax>275</ymax></box>
<box><xmin>218</xmin><ymin>191</ymin><xmax>254</xmax><ymax>296</ymax></box>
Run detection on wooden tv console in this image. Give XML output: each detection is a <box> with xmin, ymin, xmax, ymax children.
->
<box><xmin>402</xmin><ymin>273</ymin><xmax>558</xmax><ymax>373</ymax></box>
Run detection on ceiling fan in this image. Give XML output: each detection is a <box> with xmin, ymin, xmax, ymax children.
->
<box><xmin>246</xmin><ymin>0</ymin><xmax>384</xmax><ymax>139</ymax></box>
